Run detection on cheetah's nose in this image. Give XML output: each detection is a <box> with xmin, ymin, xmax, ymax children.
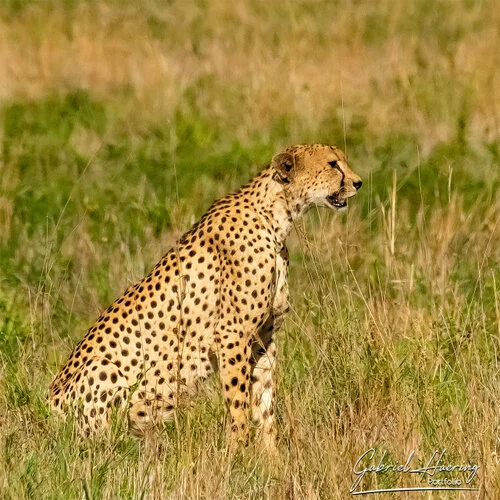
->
<box><xmin>353</xmin><ymin>180</ymin><xmax>363</xmax><ymax>190</ymax></box>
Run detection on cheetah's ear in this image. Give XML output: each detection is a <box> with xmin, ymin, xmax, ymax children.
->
<box><xmin>271</xmin><ymin>152</ymin><xmax>296</xmax><ymax>184</ymax></box>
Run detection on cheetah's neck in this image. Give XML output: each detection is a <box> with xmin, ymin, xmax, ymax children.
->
<box><xmin>241</xmin><ymin>168</ymin><xmax>306</xmax><ymax>249</ymax></box>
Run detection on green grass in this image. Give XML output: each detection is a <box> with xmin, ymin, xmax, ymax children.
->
<box><xmin>0</xmin><ymin>0</ymin><xmax>499</xmax><ymax>498</ymax></box>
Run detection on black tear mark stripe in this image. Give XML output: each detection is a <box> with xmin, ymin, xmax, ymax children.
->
<box><xmin>329</xmin><ymin>161</ymin><xmax>345</xmax><ymax>187</ymax></box>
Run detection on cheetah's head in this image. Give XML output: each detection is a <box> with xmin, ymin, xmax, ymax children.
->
<box><xmin>271</xmin><ymin>144</ymin><xmax>362</xmax><ymax>211</ymax></box>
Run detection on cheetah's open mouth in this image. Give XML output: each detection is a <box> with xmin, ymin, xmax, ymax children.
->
<box><xmin>326</xmin><ymin>194</ymin><xmax>347</xmax><ymax>209</ymax></box>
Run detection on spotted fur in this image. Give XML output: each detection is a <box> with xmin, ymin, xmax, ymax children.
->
<box><xmin>49</xmin><ymin>144</ymin><xmax>362</xmax><ymax>449</ymax></box>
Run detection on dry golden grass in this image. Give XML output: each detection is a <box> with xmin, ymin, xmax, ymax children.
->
<box><xmin>0</xmin><ymin>0</ymin><xmax>499</xmax><ymax>144</ymax></box>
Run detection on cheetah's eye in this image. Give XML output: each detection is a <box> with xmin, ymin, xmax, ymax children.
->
<box><xmin>328</xmin><ymin>160</ymin><xmax>339</xmax><ymax>168</ymax></box>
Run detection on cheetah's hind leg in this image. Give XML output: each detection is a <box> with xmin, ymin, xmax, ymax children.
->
<box><xmin>127</xmin><ymin>392</ymin><xmax>176</xmax><ymax>437</ymax></box>
<box><xmin>50</xmin><ymin>357</ymin><xmax>130</xmax><ymax>436</ymax></box>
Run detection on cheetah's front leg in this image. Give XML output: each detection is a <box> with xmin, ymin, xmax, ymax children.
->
<box><xmin>250</xmin><ymin>247</ymin><xmax>289</xmax><ymax>451</ymax></box>
<box><xmin>251</xmin><ymin>339</ymin><xmax>277</xmax><ymax>452</ymax></box>
<box><xmin>218</xmin><ymin>334</ymin><xmax>252</xmax><ymax>448</ymax></box>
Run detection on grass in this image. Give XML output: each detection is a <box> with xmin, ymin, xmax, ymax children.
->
<box><xmin>0</xmin><ymin>0</ymin><xmax>499</xmax><ymax>498</ymax></box>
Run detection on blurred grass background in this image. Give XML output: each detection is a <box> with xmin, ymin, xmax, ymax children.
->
<box><xmin>0</xmin><ymin>0</ymin><xmax>499</xmax><ymax>498</ymax></box>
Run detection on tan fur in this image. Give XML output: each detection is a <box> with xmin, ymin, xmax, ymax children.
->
<box><xmin>49</xmin><ymin>144</ymin><xmax>362</xmax><ymax>448</ymax></box>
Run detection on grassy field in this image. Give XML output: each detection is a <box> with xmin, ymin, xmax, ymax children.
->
<box><xmin>0</xmin><ymin>0</ymin><xmax>499</xmax><ymax>498</ymax></box>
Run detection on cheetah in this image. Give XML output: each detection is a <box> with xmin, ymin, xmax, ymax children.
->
<box><xmin>49</xmin><ymin>144</ymin><xmax>362</xmax><ymax>449</ymax></box>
